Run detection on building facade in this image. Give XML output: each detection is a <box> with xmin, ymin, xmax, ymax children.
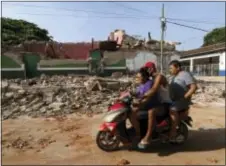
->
<box><xmin>180</xmin><ymin>43</ymin><xmax>225</xmax><ymax>76</ymax></box>
<box><xmin>125</xmin><ymin>51</ymin><xmax>180</xmax><ymax>72</ymax></box>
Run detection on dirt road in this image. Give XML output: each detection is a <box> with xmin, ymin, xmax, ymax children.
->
<box><xmin>2</xmin><ymin>105</ymin><xmax>225</xmax><ymax>165</ymax></box>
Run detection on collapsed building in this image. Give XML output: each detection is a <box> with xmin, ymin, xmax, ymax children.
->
<box><xmin>2</xmin><ymin>29</ymin><xmax>181</xmax><ymax>78</ymax></box>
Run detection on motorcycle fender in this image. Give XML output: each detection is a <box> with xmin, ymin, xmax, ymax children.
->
<box><xmin>99</xmin><ymin>122</ymin><xmax>117</xmax><ymax>132</ymax></box>
<box><xmin>181</xmin><ymin>117</ymin><xmax>192</xmax><ymax>127</ymax></box>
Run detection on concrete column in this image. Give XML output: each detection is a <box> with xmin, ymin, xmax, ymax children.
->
<box><xmin>189</xmin><ymin>58</ymin><xmax>194</xmax><ymax>73</ymax></box>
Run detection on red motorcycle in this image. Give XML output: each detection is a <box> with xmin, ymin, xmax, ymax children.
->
<box><xmin>96</xmin><ymin>92</ymin><xmax>193</xmax><ymax>152</ymax></box>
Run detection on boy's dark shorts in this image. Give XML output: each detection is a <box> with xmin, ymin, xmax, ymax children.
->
<box><xmin>170</xmin><ymin>99</ymin><xmax>190</xmax><ymax>112</ymax></box>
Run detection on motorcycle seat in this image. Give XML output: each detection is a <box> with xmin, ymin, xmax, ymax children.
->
<box><xmin>137</xmin><ymin>106</ymin><xmax>168</xmax><ymax>120</ymax></box>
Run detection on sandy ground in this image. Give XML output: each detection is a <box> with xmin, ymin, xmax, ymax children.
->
<box><xmin>2</xmin><ymin>105</ymin><xmax>225</xmax><ymax>165</ymax></box>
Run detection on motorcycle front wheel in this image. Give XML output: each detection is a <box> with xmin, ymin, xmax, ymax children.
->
<box><xmin>96</xmin><ymin>130</ymin><xmax>120</xmax><ymax>152</ymax></box>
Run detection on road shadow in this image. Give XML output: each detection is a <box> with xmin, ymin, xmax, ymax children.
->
<box><xmin>137</xmin><ymin>128</ymin><xmax>226</xmax><ymax>157</ymax></box>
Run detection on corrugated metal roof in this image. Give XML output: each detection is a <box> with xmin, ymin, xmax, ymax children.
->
<box><xmin>180</xmin><ymin>42</ymin><xmax>226</xmax><ymax>58</ymax></box>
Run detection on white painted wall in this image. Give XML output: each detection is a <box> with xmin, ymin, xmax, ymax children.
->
<box><xmin>126</xmin><ymin>52</ymin><xmax>157</xmax><ymax>71</ymax></box>
<box><xmin>125</xmin><ymin>51</ymin><xmax>180</xmax><ymax>72</ymax></box>
<box><xmin>180</xmin><ymin>51</ymin><xmax>225</xmax><ymax>75</ymax></box>
<box><xmin>219</xmin><ymin>51</ymin><xmax>225</xmax><ymax>71</ymax></box>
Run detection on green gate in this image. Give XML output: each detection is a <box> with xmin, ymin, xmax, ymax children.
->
<box><xmin>89</xmin><ymin>49</ymin><xmax>102</xmax><ymax>73</ymax></box>
<box><xmin>90</xmin><ymin>49</ymin><xmax>102</xmax><ymax>61</ymax></box>
<box><xmin>22</xmin><ymin>53</ymin><xmax>40</xmax><ymax>78</ymax></box>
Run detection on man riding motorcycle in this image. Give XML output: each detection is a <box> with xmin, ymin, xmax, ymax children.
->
<box><xmin>136</xmin><ymin>61</ymin><xmax>170</xmax><ymax>149</ymax></box>
<box><xmin>96</xmin><ymin>61</ymin><xmax>193</xmax><ymax>152</ymax></box>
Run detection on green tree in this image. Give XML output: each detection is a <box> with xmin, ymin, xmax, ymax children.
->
<box><xmin>203</xmin><ymin>27</ymin><xmax>225</xmax><ymax>46</ymax></box>
<box><xmin>1</xmin><ymin>17</ymin><xmax>52</xmax><ymax>47</ymax></box>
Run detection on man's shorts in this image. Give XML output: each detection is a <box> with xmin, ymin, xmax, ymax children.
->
<box><xmin>170</xmin><ymin>99</ymin><xmax>190</xmax><ymax>112</ymax></box>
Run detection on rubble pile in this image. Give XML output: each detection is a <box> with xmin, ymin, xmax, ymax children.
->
<box><xmin>193</xmin><ymin>80</ymin><xmax>225</xmax><ymax>106</ymax></box>
<box><xmin>1</xmin><ymin>75</ymin><xmax>132</xmax><ymax>120</ymax></box>
<box><xmin>1</xmin><ymin>75</ymin><xmax>225</xmax><ymax>120</ymax></box>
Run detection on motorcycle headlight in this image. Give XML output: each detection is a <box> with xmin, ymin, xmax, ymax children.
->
<box><xmin>104</xmin><ymin>111</ymin><xmax>127</xmax><ymax>123</ymax></box>
<box><xmin>114</xmin><ymin>112</ymin><xmax>127</xmax><ymax>122</ymax></box>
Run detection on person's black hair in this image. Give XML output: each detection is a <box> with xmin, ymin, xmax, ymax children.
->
<box><xmin>139</xmin><ymin>67</ymin><xmax>150</xmax><ymax>81</ymax></box>
<box><xmin>169</xmin><ymin>60</ymin><xmax>182</xmax><ymax>69</ymax></box>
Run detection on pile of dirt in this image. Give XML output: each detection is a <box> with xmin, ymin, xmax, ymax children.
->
<box><xmin>1</xmin><ymin>75</ymin><xmax>132</xmax><ymax>120</ymax></box>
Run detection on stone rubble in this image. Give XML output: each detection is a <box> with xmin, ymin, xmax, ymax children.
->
<box><xmin>193</xmin><ymin>80</ymin><xmax>225</xmax><ymax>106</ymax></box>
<box><xmin>1</xmin><ymin>75</ymin><xmax>225</xmax><ymax>120</ymax></box>
<box><xmin>1</xmin><ymin>75</ymin><xmax>132</xmax><ymax>120</ymax></box>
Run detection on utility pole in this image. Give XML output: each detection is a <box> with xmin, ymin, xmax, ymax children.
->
<box><xmin>160</xmin><ymin>4</ymin><xmax>166</xmax><ymax>73</ymax></box>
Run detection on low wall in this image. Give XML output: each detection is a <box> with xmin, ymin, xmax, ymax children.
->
<box><xmin>1</xmin><ymin>53</ymin><xmax>127</xmax><ymax>79</ymax></box>
<box><xmin>37</xmin><ymin>66</ymin><xmax>88</xmax><ymax>76</ymax></box>
<box><xmin>1</xmin><ymin>66</ymin><xmax>127</xmax><ymax>79</ymax></box>
<box><xmin>1</xmin><ymin>69</ymin><xmax>25</xmax><ymax>79</ymax></box>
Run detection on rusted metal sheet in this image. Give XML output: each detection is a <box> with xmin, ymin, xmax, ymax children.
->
<box><xmin>23</xmin><ymin>42</ymin><xmax>46</xmax><ymax>54</ymax></box>
<box><xmin>22</xmin><ymin>42</ymin><xmax>99</xmax><ymax>60</ymax></box>
<box><xmin>63</xmin><ymin>43</ymin><xmax>91</xmax><ymax>59</ymax></box>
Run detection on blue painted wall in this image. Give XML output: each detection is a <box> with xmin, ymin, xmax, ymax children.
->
<box><xmin>219</xmin><ymin>70</ymin><xmax>226</xmax><ymax>76</ymax></box>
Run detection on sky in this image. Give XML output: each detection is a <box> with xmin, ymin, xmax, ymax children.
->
<box><xmin>1</xmin><ymin>1</ymin><xmax>225</xmax><ymax>50</ymax></box>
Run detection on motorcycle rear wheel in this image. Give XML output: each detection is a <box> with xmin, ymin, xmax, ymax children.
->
<box><xmin>96</xmin><ymin>131</ymin><xmax>120</xmax><ymax>152</ymax></box>
<box><xmin>170</xmin><ymin>122</ymin><xmax>188</xmax><ymax>145</ymax></box>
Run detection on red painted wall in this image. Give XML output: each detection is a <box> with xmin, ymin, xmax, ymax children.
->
<box><xmin>23</xmin><ymin>42</ymin><xmax>99</xmax><ymax>60</ymax></box>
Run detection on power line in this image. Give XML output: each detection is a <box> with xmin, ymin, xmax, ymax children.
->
<box><xmin>167</xmin><ymin>17</ymin><xmax>224</xmax><ymax>25</ymax></box>
<box><xmin>180</xmin><ymin>35</ymin><xmax>204</xmax><ymax>44</ymax></box>
<box><xmin>4</xmin><ymin>3</ymin><xmax>222</xmax><ymax>26</ymax></box>
<box><xmin>8</xmin><ymin>12</ymin><xmax>156</xmax><ymax>20</ymax></box>
<box><xmin>110</xmin><ymin>2</ymin><xmax>159</xmax><ymax>20</ymax></box>
<box><xmin>3</xmin><ymin>3</ymin><xmax>155</xmax><ymax>19</ymax></box>
<box><xmin>110</xmin><ymin>2</ymin><xmax>148</xmax><ymax>14</ymax></box>
<box><xmin>166</xmin><ymin>20</ymin><xmax>209</xmax><ymax>32</ymax></box>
